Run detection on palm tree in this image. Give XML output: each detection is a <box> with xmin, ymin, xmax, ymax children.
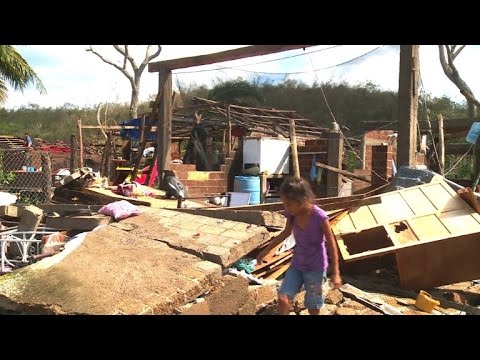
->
<box><xmin>0</xmin><ymin>45</ymin><xmax>46</xmax><ymax>104</ymax></box>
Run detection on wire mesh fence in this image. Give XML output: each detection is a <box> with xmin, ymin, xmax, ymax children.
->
<box><xmin>0</xmin><ymin>149</ymin><xmax>53</xmax><ymax>205</ymax></box>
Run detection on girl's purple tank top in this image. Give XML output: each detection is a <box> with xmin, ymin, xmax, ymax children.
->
<box><xmin>284</xmin><ymin>205</ymin><xmax>328</xmax><ymax>272</ymax></box>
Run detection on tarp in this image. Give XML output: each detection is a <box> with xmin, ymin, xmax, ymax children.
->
<box><xmin>120</xmin><ymin>117</ymin><xmax>157</xmax><ymax>141</ymax></box>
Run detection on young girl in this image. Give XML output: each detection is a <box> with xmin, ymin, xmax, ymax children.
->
<box><xmin>257</xmin><ymin>176</ymin><xmax>342</xmax><ymax>315</ymax></box>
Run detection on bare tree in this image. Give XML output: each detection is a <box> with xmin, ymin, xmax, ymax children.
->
<box><xmin>87</xmin><ymin>45</ymin><xmax>162</xmax><ymax>119</ymax></box>
<box><xmin>438</xmin><ymin>45</ymin><xmax>479</xmax><ymax>120</ymax></box>
<box><xmin>96</xmin><ymin>103</ymin><xmax>107</xmax><ymax>139</ymax></box>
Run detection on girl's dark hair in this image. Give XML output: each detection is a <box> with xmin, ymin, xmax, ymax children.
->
<box><xmin>279</xmin><ymin>176</ymin><xmax>315</xmax><ymax>203</ymax></box>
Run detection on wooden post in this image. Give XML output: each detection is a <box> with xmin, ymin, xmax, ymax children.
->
<box><xmin>326</xmin><ymin>132</ymin><xmax>344</xmax><ymax>197</ymax></box>
<box><xmin>139</xmin><ymin>115</ymin><xmax>146</xmax><ymax>145</ymax></box>
<box><xmin>437</xmin><ymin>114</ymin><xmax>445</xmax><ymax>175</ymax></box>
<box><xmin>397</xmin><ymin>45</ymin><xmax>420</xmax><ymax>168</ymax></box>
<box><xmin>108</xmin><ymin>132</ymin><xmax>114</xmax><ymax>181</ymax></box>
<box><xmin>70</xmin><ymin>134</ymin><xmax>77</xmax><ymax>173</ymax></box>
<box><xmin>289</xmin><ymin>119</ymin><xmax>300</xmax><ymax>178</ymax></box>
<box><xmin>40</xmin><ymin>152</ymin><xmax>53</xmax><ymax>204</ymax></box>
<box><xmin>77</xmin><ymin>119</ymin><xmax>84</xmax><ymax>168</ymax></box>
<box><xmin>261</xmin><ymin>173</ymin><xmax>268</xmax><ymax>204</ymax></box>
<box><xmin>222</xmin><ymin>129</ymin><xmax>226</xmax><ymax>163</ymax></box>
<box><xmin>104</xmin><ymin>132</ymin><xmax>112</xmax><ymax>181</ymax></box>
<box><xmin>227</xmin><ymin>105</ymin><xmax>232</xmax><ymax>158</ymax></box>
<box><xmin>156</xmin><ymin>68</ymin><xmax>173</xmax><ymax>186</ymax></box>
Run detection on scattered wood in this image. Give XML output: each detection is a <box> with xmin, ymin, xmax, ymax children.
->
<box><xmin>315</xmin><ymin>162</ymin><xmax>371</xmax><ymax>183</ymax></box>
<box><xmin>457</xmin><ymin>187</ymin><xmax>480</xmax><ymax>214</ymax></box>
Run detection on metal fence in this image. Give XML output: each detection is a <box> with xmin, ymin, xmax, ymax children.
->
<box><xmin>0</xmin><ymin>149</ymin><xmax>53</xmax><ymax>205</ymax></box>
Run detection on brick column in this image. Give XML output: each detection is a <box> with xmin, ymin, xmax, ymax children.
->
<box><xmin>371</xmin><ymin>145</ymin><xmax>393</xmax><ymax>187</ymax></box>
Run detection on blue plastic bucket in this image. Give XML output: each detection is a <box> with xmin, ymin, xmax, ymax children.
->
<box><xmin>234</xmin><ymin>175</ymin><xmax>260</xmax><ymax>205</ymax></box>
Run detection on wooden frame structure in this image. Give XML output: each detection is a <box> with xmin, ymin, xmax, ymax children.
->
<box><xmin>147</xmin><ymin>45</ymin><xmax>316</xmax><ymax>182</ymax></box>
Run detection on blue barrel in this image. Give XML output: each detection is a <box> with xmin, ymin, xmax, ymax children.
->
<box><xmin>234</xmin><ymin>176</ymin><xmax>260</xmax><ymax>205</ymax></box>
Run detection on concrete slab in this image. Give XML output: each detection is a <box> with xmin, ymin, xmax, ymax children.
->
<box><xmin>0</xmin><ymin>225</ymin><xmax>222</xmax><ymax>314</ymax></box>
<box><xmin>45</xmin><ymin>214</ymin><xmax>112</xmax><ymax>230</ymax></box>
<box><xmin>173</xmin><ymin>208</ymin><xmax>286</xmax><ymax>228</ymax></box>
<box><xmin>123</xmin><ymin>207</ymin><xmax>271</xmax><ymax>267</ymax></box>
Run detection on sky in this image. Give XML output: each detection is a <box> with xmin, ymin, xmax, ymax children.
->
<box><xmin>4</xmin><ymin>45</ymin><xmax>480</xmax><ymax>110</ymax></box>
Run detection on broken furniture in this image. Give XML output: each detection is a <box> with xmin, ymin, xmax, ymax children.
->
<box><xmin>0</xmin><ymin>226</ymin><xmax>60</xmax><ymax>272</ymax></box>
<box><xmin>333</xmin><ymin>176</ymin><xmax>480</xmax><ymax>290</ymax></box>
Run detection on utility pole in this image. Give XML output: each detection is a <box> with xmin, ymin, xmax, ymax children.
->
<box><xmin>397</xmin><ymin>45</ymin><xmax>420</xmax><ymax>168</ymax></box>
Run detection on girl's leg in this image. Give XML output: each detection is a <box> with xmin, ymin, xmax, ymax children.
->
<box><xmin>303</xmin><ymin>271</ymin><xmax>325</xmax><ymax>315</ymax></box>
<box><xmin>277</xmin><ymin>267</ymin><xmax>303</xmax><ymax>315</ymax></box>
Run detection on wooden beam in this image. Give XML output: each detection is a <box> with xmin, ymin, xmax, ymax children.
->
<box><xmin>397</xmin><ymin>45</ymin><xmax>420</xmax><ymax>167</ymax></box>
<box><xmin>148</xmin><ymin>45</ymin><xmax>315</xmax><ymax>72</ymax></box>
<box><xmin>157</xmin><ymin>69</ymin><xmax>173</xmax><ymax>177</ymax></box>
<box><xmin>70</xmin><ymin>134</ymin><xmax>77</xmax><ymax>173</ymax></box>
<box><xmin>315</xmin><ymin>162</ymin><xmax>371</xmax><ymax>183</ymax></box>
<box><xmin>77</xmin><ymin>119</ymin><xmax>83</xmax><ymax>168</ymax></box>
<box><xmin>41</xmin><ymin>153</ymin><xmax>53</xmax><ymax>204</ymax></box>
<box><xmin>227</xmin><ymin>104</ymin><xmax>231</xmax><ymax>157</ymax></box>
<box><xmin>326</xmin><ymin>131</ymin><xmax>344</xmax><ymax>196</ymax></box>
<box><xmin>289</xmin><ymin>119</ymin><xmax>300</xmax><ymax>178</ymax></box>
<box><xmin>437</xmin><ymin>114</ymin><xmax>445</xmax><ymax>175</ymax></box>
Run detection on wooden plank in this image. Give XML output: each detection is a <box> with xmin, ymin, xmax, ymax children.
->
<box><xmin>223</xmin><ymin>193</ymin><xmax>369</xmax><ymax>211</ymax></box>
<box><xmin>315</xmin><ymin>162</ymin><xmax>371</xmax><ymax>183</ymax></box>
<box><xmin>333</xmin><ymin>214</ymin><xmax>356</xmax><ymax>234</ymax></box>
<box><xmin>254</xmin><ymin>252</ymin><xmax>293</xmax><ymax>274</ymax></box>
<box><xmin>457</xmin><ymin>187</ymin><xmax>480</xmax><ymax>214</ymax></box>
<box><xmin>349</xmin><ymin>206</ymin><xmax>378</xmax><ymax>231</ymax></box>
<box><xmin>420</xmin><ymin>183</ymin><xmax>466</xmax><ymax>212</ymax></box>
<box><xmin>374</xmin><ymin>192</ymin><xmax>415</xmax><ymax>223</ymax></box>
<box><xmin>148</xmin><ymin>45</ymin><xmax>315</xmax><ymax>72</ymax></box>
<box><xmin>438</xmin><ymin>208</ymin><xmax>480</xmax><ymax>235</ymax></box>
<box><xmin>407</xmin><ymin>214</ymin><xmax>451</xmax><ymax>241</ymax></box>
<box><xmin>400</xmin><ymin>188</ymin><xmax>437</xmax><ymax>216</ymax></box>
<box><xmin>264</xmin><ymin>262</ymin><xmax>291</xmax><ymax>280</ymax></box>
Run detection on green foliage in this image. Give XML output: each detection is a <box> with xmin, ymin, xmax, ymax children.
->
<box><xmin>0</xmin><ymin>101</ymin><xmax>152</xmax><ymax>143</ymax></box>
<box><xmin>344</xmin><ymin>149</ymin><xmax>362</xmax><ymax>172</ymax></box>
<box><xmin>0</xmin><ymin>153</ymin><xmax>16</xmax><ymax>186</ymax></box>
<box><xmin>0</xmin><ymin>78</ymin><xmax>468</xmax><ymax>152</ymax></box>
<box><xmin>0</xmin><ymin>45</ymin><xmax>46</xmax><ymax>104</ymax></box>
<box><xmin>445</xmin><ymin>154</ymin><xmax>472</xmax><ymax>180</ymax></box>
<box><xmin>208</xmin><ymin>78</ymin><xmax>263</xmax><ymax>106</ymax></box>
<box><xmin>17</xmin><ymin>191</ymin><xmax>44</xmax><ymax>205</ymax></box>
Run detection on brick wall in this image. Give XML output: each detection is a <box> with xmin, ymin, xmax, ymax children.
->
<box><xmin>371</xmin><ymin>144</ymin><xmax>393</xmax><ymax>187</ymax></box>
<box><xmin>297</xmin><ymin>138</ymin><xmax>329</xmax><ymax>197</ymax></box>
<box><xmin>170</xmin><ymin>163</ymin><xmax>230</xmax><ymax>197</ymax></box>
<box><xmin>364</xmin><ymin>130</ymin><xmax>396</xmax><ymax>171</ymax></box>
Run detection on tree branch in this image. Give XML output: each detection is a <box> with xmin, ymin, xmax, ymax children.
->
<box><xmin>438</xmin><ymin>45</ymin><xmax>480</xmax><ymax>108</ymax></box>
<box><xmin>138</xmin><ymin>45</ymin><xmax>162</xmax><ymax>73</ymax></box>
<box><xmin>453</xmin><ymin>45</ymin><xmax>466</xmax><ymax>60</ymax></box>
<box><xmin>87</xmin><ymin>46</ymin><xmax>132</xmax><ymax>81</ymax></box>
